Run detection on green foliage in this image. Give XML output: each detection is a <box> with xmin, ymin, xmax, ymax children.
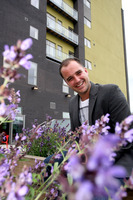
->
<box><xmin>0</xmin><ymin>153</ymin><xmax>4</xmax><ymax>159</ymax></box>
<box><xmin>26</xmin><ymin>123</ymin><xmax>67</xmax><ymax>157</ymax></box>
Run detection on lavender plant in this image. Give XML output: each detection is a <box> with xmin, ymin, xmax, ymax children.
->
<box><xmin>0</xmin><ymin>38</ymin><xmax>45</xmax><ymax>199</ymax></box>
<box><xmin>25</xmin><ymin>118</ymin><xmax>69</xmax><ymax>157</ymax></box>
<box><xmin>0</xmin><ymin>39</ymin><xmax>133</xmax><ymax>200</ymax></box>
<box><xmin>34</xmin><ymin>114</ymin><xmax>133</xmax><ymax>200</ymax></box>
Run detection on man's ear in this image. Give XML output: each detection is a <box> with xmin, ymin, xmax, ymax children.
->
<box><xmin>84</xmin><ymin>68</ymin><xmax>88</xmax><ymax>74</ymax></box>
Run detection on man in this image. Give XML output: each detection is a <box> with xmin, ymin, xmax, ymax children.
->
<box><xmin>59</xmin><ymin>57</ymin><xmax>133</xmax><ymax>177</ymax></box>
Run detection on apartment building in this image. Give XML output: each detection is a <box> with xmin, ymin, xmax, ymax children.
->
<box><xmin>0</xmin><ymin>0</ymin><xmax>129</xmax><ymax>143</ymax></box>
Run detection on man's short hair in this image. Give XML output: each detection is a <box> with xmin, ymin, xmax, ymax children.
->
<box><xmin>59</xmin><ymin>57</ymin><xmax>81</xmax><ymax>78</ymax></box>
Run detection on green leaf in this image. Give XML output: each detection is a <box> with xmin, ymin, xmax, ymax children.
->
<box><xmin>32</xmin><ymin>173</ymin><xmax>41</xmax><ymax>184</ymax></box>
<box><xmin>67</xmin><ymin>173</ymin><xmax>73</xmax><ymax>185</ymax></box>
<box><xmin>53</xmin><ymin>162</ymin><xmax>59</xmax><ymax>172</ymax></box>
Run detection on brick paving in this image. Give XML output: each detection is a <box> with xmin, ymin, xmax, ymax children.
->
<box><xmin>14</xmin><ymin>157</ymin><xmax>36</xmax><ymax>176</ymax></box>
<box><xmin>14</xmin><ymin>155</ymin><xmax>46</xmax><ymax>200</ymax></box>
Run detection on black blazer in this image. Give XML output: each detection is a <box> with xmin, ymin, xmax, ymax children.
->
<box><xmin>69</xmin><ymin>82</ymin><xmax>130</xmax><ymax>132</ymax></box>
<box><xmin>69</xmin><ymin>82</ymin><xmax>133</xmax><ymax>177</ymax></box>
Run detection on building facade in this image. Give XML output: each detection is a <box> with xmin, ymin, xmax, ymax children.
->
<box><xmin>0</xmin><ymin>0</ymin><xmax>129</xmax><ymax>143</ymax></box>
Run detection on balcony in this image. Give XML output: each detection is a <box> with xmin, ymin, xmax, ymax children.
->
<box><xmin>47</xmin><ymin>16</ymin><xmax>78</xmax><ymax>46</ymax></box>
<box><xmin>47</xmin><ymin>0</ymin><xmax>78</xmax><ymax>22</ymax></box>
<box><xmin>46</xmin><ymin>44</ymin><xmax>73</xmax><ymax>62</ymax></box>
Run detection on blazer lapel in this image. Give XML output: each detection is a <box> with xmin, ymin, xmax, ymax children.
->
<box><xmin>70</xmin><ymin>94</ymin><xmax>81</xmax><ymax>130</ymax></box>
<box><xmin>74</xmin><ymin>95</ymin><xmax>81</xmax><ymax>127</ymax></box>
<box><xmin>89</xmin><ymin>82</ymin><xmax>99</xmax><ymax>125</ymax></box>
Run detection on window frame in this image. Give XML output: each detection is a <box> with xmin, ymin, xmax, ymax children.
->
<box><xmin>84</xmin><ymin>38</ymin><xmax>91</xmax><ymax>48</ymax></box>
<box><xmin>30</xmin><ymin>25</ymin><xmax>39</xmax><ymax>40</ymax></box>
<box><xmin>84</xmin><ymin>17</ymin><xmax>91</xmax><ymax>28</ymax></box>
<box><xmin>28</xmin><ymin>61</ymin><xmax>38</xmax><ymax>86</ymax></box>
<box><xmin>85</xmin><ymin>59</ymin><xmax>92</xmax><ymax>70</ymax></box>
<box><xmin>31</xmin><ymin>0</ymin><xmax>39</xmax><ymax>9</ymax></box>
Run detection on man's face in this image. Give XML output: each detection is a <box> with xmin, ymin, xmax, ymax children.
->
<box><xmin>61</xmin><ymin>61</ymin><xmax>91</xmax><ymax>99</ymax></box>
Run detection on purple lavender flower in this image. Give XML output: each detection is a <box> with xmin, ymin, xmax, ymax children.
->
<box><xmin>64</xmin><ymin>155</ymin><xmax>85</xmax><ymax>180</ymax></box>
<box><xmin>3</xmin><ymin>45</ymin><xmax>17</xmax><ymax>62</ymax></box>
<box><xmin>55</xmin><ymin>154</ymin><xmax>62</xmax><ymax>159</ymax></box>
<box><xmin>0</xmin><ymin>102</ymin><xmax>6</xmax><ymax>115</ymax></box>
<box><xmin>124</xmin><ymin>129</ymin><xmax>133</xmax><ymax>143</ymax></box>
<box><xmin>102</xmin><ymin>125</ymin><xmax>110</xmax><ymax>135</ymax></box>
<box><xmin>16</xmin><ymin>90</ymin><xmax>20</xmax><ymax>97</ymax></box>
<box><xmin>87</xmin><ymin>135</ymin><xmax>120</xmax><ymax>170</ymax></box>
<box><xmin>75</xmin><ymin>181</ymin><xmax>93</xmax><ymax>200</ymax></box>
<box><xmin>21</xmin><ymin>135</ymin><xmax>27</xmax><ymax>141</ymax></box>
<box><xmin>19</xmin><ymin>171</ymin><xmax>32</xmax><ymax>185</ymax></box>
<box><xmin>124</xmin><ymin>115</ymin><xmax>133</xmax><ymax>125</ymax></box>
<box><xmin>17</xmin><ymin>185</ymin><xmax>29</xmax><ymax>196</ymax></box>
<box><xmin>103</xmin><ymin>113</ymin><xmax>110</xmax><ymax>123</ymax></box>
<box><xmin>82</xmin><ymin>122</ymin><xmax>89</xmax><ymax>131</ymax></box>
<box><xmin>113</xmin><ymin>186</ymin><xmax>127</xmax><ymax>200</ymax></box>
<box><xmin>5</xmin><ymin>104</ymin><xmax>18</xmax><ymax>120</ymax></box>
<box><xmin>0</xmin><ymin>159</ymin><xmax>10</xmax><ymax>186</ymax></box>
<box><xmin>8</xmin><ymin>90</ymin><xmax>21</xmax><ymax>104</ymax></box>
<box><xmin>7</xmin><ymin>184</ymin><xmax>29</xmax><ymax>200</ymax></box>
<box><xmin>26</xmin><ymin>173</ymin><xmax>32</xmax><ymax>185</ymax></box>
<box><xmin>20</xmin><ymin>38</ymin><xmax>33</xmax><ymax>51</ymax></box>
<box><xmin>0</xmin><ymin>67</ymin><xmax>22</xmax><ymax>82</ymax></box>
<box><xmin>95</xmin><ymin>166</ymin><xmax>126</xmax><ymax>199</ymax></box>
<box><xmin>0</xmin><ymin>103</ymin><xmax>18</xmax><ymax>121</ymax></box>
<box><xmin>36</xmin><ymin>126</ymin><xmax>43</xmax><ymax>137</ymax></box>
<box><xmin>19</xmin><ymin>54</ymin><xmax>33</xmax><ymax>70</ymax></box>
<box><xmin>15</xmin><ymin>133</ymin><xmax>19</xmax><ymax>141</ymax></box>
<box><xmin>115</xmin><ymin>122</ymin><xmax>122</xmax><ymax>135</ymax></box>
<box><xmin>46</xmin><ymin>114</ymin><xmax>52</xmax><ymax>121</ymax></box>
<box><xmin>51</xmin><ymin>188</ymin><xmax>54</xmax><ymax>194</ymax></box>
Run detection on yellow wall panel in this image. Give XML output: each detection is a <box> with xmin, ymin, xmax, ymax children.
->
<box><xmin>47</xmin><ymin>6</ymin><xmax>74</xmax><ymax>29</ymax></box>
<box><xmin>46</xmin><ymin>33</ymin><xmax>74</xmax><ymax>54</ymax></box>
<box><xmin>84</xmin><ymin>0</ymin><xmax>127</xmax><ymax>97</ymax></box>
<box><xmin>63</xmin><ymin>0</ymin><xmax>73</xmax><ymax>8</ymax></box>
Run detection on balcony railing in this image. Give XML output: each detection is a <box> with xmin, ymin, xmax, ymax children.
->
<box><xmin>46</xmin><ymin>44</ymin><xmax>73</xmax><ymax>62</ymax></box>
<box><xmin>48</xmin><ymin>0</ymin><xmax>78</xmax><ymax>21</ymax></box>
<box><xmin>47</xmin><ymin>16</ymin><xmax>78</xmax><ymax>45</ymax></box>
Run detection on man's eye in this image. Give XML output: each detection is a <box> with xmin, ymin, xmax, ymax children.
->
<box><xmin>67</xmin><ymin>77</ymin><xmax>73</xmax><ymax>82</ymax></box>
<box><xmin>77</xmin><ymin>71</ymin><xmax>82</xmax><ymax>75</ymax></box>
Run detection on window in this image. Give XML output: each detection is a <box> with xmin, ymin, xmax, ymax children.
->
<box><xmin>68</xmin><ymin>27</ymin><xmax>73</xmax><ymax>40</ymax></box>
<box><xmin>50</xmin><ymin>102</ymin><xmax>56</xmax><ymax>109</ymax></box>
<box><xmin>57</xmin><ymin>0</ymin><xmax>63</xmax><ymax>7</ymax></box>
<box><xmin>47</xmin><ymin>13</ymin><xmax>56</xmax><ymax>21</ymax></box>
<box><xmin>31</xmin><ymin>0</ymin><xmax>39</xmax><ymax>9</ymax></box>
<box><xmin>69</xmin><ymin>51</ymin><xmax>74</xmax><ymax>58</ymax></box>
<box><xmin>57</xmin><ymin>20</ymin><xmax>62</xmax><ymax>25</ymax></box>
<box><xmin>84</xmin><ymin>38</ymin><xmax>91</xmax><ymax>48</ymax></box>
<box><xmin>85</xmin><ymin>60</ymin><xmax>92</xmax><ymax>70</ymax></box>
<box><xmin>46</xmin><ymin>40</ymin><xmax>56</xmax><ymax>58</ymax></box>
<box><xmin>30</xmin><ymin>26</ymin><xmax>38</xmax><ymax>40</ymax></box>
<box><xmin>16</xmin><ymin>107</ymin><xmax>22</xmax><ymax>114</ymax></box>
<box><xmin>84</xmin><ymin>0</ymin><xmax>91</xmax><ymax>8</ymax></box>
<box><xmin>84</xmin><ymin>17</ymin><xmax>91</xmax><ymax>28</ymax></box>
<box><xmin>47</xmin><ymin>13</ymin><xmax>56</xmax><ymax>29</ymax></box>
<box><xmin>62</xmin><ymin>112</ymin><xmax>70</xmax><ymax>119</ymax></box>
<box><xmin>57</xmin><ymin>45</ymin><xmax>62</xmax><ymax>58</ymax></box>
<box><xmin>57</xmin><ymin>20</ymin><xmax>62</xmax><ymax>33</ymax></box>
<box><xmin>62</xmin><ymin>80</ymin><xmax>69</xmax><ymax>93</ymax></box>
<box><xmin>28</xmin><ymin>61</ymin><xmax>37</xmax><ymax>85</ymax></box>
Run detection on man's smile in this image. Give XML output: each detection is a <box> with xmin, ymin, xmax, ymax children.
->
<box><xmin>76</xmin><ymin>80</ymin><xmax>84</xmax><ymax>88</ymax></box>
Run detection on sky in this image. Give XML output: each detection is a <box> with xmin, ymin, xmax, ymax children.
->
<box><xmin>122</xmin><ymin>0</ymin><xmax>133</xmax><ymax>113</ymax></box>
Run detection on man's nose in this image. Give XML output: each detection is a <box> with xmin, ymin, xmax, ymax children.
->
<box><xmin>74</xmin><ymin>75</ymin><xmax>80</xmax><ymax>82</ymax></box>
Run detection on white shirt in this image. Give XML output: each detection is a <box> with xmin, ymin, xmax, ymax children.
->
<box><xmin>79</xmin><ymin>98</ymin><xmax>89</xmax><ymax>124</ymax></box>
